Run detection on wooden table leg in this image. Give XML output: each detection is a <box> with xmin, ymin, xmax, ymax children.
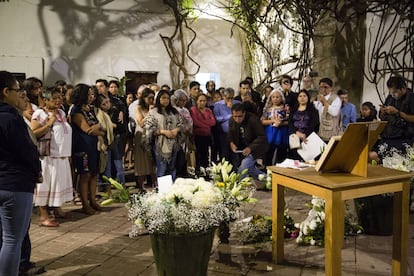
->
<box><xmin>324</xmin><ymin>191</ymin><xmax>344</xmax><ymax>276</ymax></box>
<box><xmin>391</xmin><ymin>182</ymin><xmax>409</xmax><ymax>276</ymax></box>
<box><xmin>272</xmin><ymin>179</ymin><xmax>285</xmax><ymax>263</ymax></box>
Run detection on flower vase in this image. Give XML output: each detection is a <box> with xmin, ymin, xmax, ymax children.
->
<box><xmin>150</xmin><ymin>228</ymin><xmax>216</xmax><ymax>276</ymax></box>
<box><xmin>354</xmin><ymin>195</ymin><xmax>393</xmax><ymax>235</ymax></box>
<box><xmin>218</xmin><ymin>220</ymin><xmax>230</xmax><ymax>243</ymax></box>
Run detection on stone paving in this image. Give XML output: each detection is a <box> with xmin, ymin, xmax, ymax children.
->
<box><xmin>28</xmin><ymin>185</ymin><xmax>414</xmax><ymax>275</ymax></box>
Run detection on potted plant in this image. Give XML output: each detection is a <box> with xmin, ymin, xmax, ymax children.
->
<box><xmin>127</xmin><ymin>177</ymin><xmax>232</xmax><ymax>276</ymax></box>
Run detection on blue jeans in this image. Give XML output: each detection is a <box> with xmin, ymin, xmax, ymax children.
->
<box><xmin>155</xmin><ymin>150</ymin><xmax>178</xmax><ymax>181</ymax></box>
<box><xmin>0</xmin><ymin>191</ymin><xmax>33</xmax><ymax>276</ymax></box>
<box><xmin>19</xmin><ymin>226</ymin><xmax>31</xmax><ymax>272</ymax></box>
<box><xmin>237</xmin><ymin>154</ymin><xmax>263</xmax><ymax>180</ymax></box>
<box><xmin>104</xmin><ymin>145</ymin><xmax>125</xmax><ymax>184</ymax></box>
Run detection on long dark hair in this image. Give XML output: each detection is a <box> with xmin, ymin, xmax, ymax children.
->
<box><xmin>155</xmin><ymin>90</ymin><xmax>177</xmax><ymax>115</ymax></box>
<box><xmin>361</xmin><ymin>101</ymin><xmax>377</xmax><ymax>121</ymax></box>
<box><xmin>138</xmin><ymin>88</ymin><xmax>155</xmax><ymax>111</ymax></box>
<box><xmin>292</xmin><ymin>89</ymin><xmax>316</xmax><ymax>113</ymax></box>
<box><xmin>22</xmin><ymin>77</ymin><xmax>43</xmax><ymax>106</ymax></box>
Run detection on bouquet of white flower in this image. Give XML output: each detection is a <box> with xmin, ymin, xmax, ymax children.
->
<box><xmin>380</xmin><ymin>143</ymin><xmax>414</xmax><ymax>172</ymax></box>
<box><xmin>127</xmin><ymin>178</ymin><xmax>232</xmax><ymax>236</ymax></box>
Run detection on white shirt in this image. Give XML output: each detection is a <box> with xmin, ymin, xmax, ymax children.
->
<box><xmin>128</xmin><ymin>99</ymin><xmax>139</xmax><ymax>121</ymax></box>
<box><xmin>313</xmin><ymin>92</ymin><xmax>341</xmax><ymax>121</ymax></box>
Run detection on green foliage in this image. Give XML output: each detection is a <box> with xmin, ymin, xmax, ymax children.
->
<box><xmin>101</xmin><ymin>176</ymin><xmax>132</xmax><ymax>204</ymax></box>
<box><xmin>236</xmin><ymin>211</ymin><xmax>297</xmax><ymax>244</ymax></box>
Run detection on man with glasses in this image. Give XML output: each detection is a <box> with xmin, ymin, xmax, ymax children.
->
<box><xmin>228</xmin><ymin>103</ymin><xmax>268</xmax><ymax>187</ymax></box>
<box><xmin>313</xmin><ymin>77</ymin><xmax>342</xmax><ymax>142</ymax></box>
<box><xmin>14</xmin><ymin>86</ymin><xmax>46</xmax><ymax>275</ymax></box>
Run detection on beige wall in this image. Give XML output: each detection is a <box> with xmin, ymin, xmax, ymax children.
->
<box><xmin>0</xmin><ymin>0</ymin><xmax>242</xmax><ymax>90</ymax></box>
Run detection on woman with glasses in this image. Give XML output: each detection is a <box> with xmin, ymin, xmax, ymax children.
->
<box><xmin>142</xmin><ymin>90</ymin><xmax>183</xmax><ymax>181</ymax></box>
<box><xmin>31</xmin><ymin>87</ymin><xmax>73</xmax><ymax>227</ymax></box>
<box><xmin>0</xmin><ymin>71</ymin><xmax>41</xmax><ymax>275</ymax></box>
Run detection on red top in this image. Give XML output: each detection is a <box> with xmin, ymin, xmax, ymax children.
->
<box><xmin>190</xmin><ymin>107</ymin><xmax>216</xmax><ymax>136</ymax></box>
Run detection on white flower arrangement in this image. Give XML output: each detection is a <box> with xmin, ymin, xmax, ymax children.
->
<box><xmin>295</xmin><ymin>196</ymin><xmax>325</xmax><ymax>246</ymax></box>
<box><xmin>295</xmin><ymin>196</ymin><xmax>362</xmax><ymax>246</ymax></box>
<box><xmin>127</xmin><ymin>178</ymin><xmax>232</xmax><ymax>236</ymax></box>
<box><xmin>380</xmin><ymin>143</ymin><xmax>414</xmax><ymax>172</ymax></box>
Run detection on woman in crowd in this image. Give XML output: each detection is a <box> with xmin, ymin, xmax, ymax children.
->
<box><xmin>142</xmin><ymin>90</ymin><xmax>183</xmax><ymax>180</ymax></box>
<box><xmin>134</xmin><ymin>88</ymin><xmax>156</xmax><ymax>192</ymax></box>
<box><xmin>213</xmin><ymin>88</ymin><xmax>240</xmax><ymax>162</ymax></box>
<box><xmin>190</xmin><ymin>93</ymin><xmax>216</xmax><ymax>171</ymax></box>
<box><xmin>210</xmin><ymin>90</ymin><xmax>223</xmax><ymax>163</ymax></box>
<box><xmin>172</xmin><ymin>89</ymin><xmax>193</xmax><ymax>177</ymax></box>
<box><xmin>95</xmin><ymin>94</ymin><xmax>125</xmax><ymax>185</ymax></box>
<box><xmin>261</xmin><ymin>89</ymin><xmax>289</xmax><ymax>165</ymax></box>
<box><xmin>70</xmin><ymin>84</ymin><xmax>105</xmax><ymax>215</ymax></box>
<box><xmin>0</xmin><ymin>71</ymin><xmax>41</xmax><ymax>275</ymax></box>
<box><xmin>357</xmin><ymin>101</ymin><xmax>377</xmax><ymax>122</ymax></box>
<box><xmin>124</xmin><ymin>91</ymin><xmax>136</xmax><ymax>169</ymax></box>
<box><xmin>22</xmin><ymin>77</ymin><xmax>43</xmax><ymax>109</ymax></box>
<box><xmin>30</xmin><ymin>88</ymin><xmax>73</xmax><ymax>227</ymax></box>
<box><xmin>31</xmin><ymin>87</ymin><xmax>73</xmax><ymax>227</ymax></box>
<box><xmin>288</xmin><ymin>89</ymin><xmax>320</xmax><ymax>161</ymax></box>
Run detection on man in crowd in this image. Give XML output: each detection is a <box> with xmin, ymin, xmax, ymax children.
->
<box><xmin>370</xmin><ymin>75</ymin><xmax>414</xmax><ymax>162</ymax></box>
<box><xmin>185</xmin><ymin>81</ymin><xmax>201</xmax><ymax>109</ymax></box>
<box><xmin>313</xmin><ymin>77</ymin><xmax>342</xmax><ymax>142</ymax></box>
<box><xmin>235</xmin><ymin>79</ymin><xmax>262</xmax><ymax>117</ymax></box>
<box><xmin>337</xmin><ymin>89</ymin><xmax>357</xmax><ymax>130</ymax></box>
<box><xmin>228</xmin><ymin>103</ymin><xmax>268</xmax><ymax>186</ymax></box>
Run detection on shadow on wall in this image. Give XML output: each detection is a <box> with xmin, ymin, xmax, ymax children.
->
<box><xmin>38</xmin><ymin>0</ymin><xmax>173</xmax><ymax>84</ymax></box>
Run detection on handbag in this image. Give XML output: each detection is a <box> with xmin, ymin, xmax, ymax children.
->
<box><xmin>289</xmin><ymin>133</ymin><xmax>301</xmax><ymax>149</ymax></box>
<box><xmin>38</xmin><ymin>128</ymin><xmax>51</xmax><ymax>157</ymax></box>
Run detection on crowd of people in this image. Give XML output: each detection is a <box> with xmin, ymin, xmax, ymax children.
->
<box><xmin>1</xmin><ymin>69</ymin><xmax>413</xmax><ymax>275</ymax></box>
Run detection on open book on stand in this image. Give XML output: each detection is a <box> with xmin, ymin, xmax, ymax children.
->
<box><xmin>315</xmin><ymin>121</ymin><xmax>387</xmax><ymax>177</ymax></box>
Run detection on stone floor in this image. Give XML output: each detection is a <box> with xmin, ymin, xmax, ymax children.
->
<box><xmin>28</xmin><ymin>184</ymin><xmax>414</xmax><ymax>276</ymax></box>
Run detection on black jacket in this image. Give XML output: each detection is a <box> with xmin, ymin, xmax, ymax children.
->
<box><xmin>0</xmin><ymin>102</ymin><xmax>40</xmax><ymax>193</ymax></box>
<box><xmin>228</xmin><ymin>112</ymin><xmax>268</xmax><ymax>159</ymax></box>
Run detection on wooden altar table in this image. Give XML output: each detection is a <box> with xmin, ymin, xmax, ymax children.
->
<box><xmin>269</xmin><ymin>165</ymin><xmax>413</xmax><ymax>276</ymax></box>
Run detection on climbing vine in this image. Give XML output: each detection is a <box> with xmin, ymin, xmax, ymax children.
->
<box><xmin>161</xmin><ymin>0</ymin><xmax>201</xmax><ymax>89</ymax></box>
<box><xmin>159</xmin><ymin>0</ymin><xmax>413</xmax><ymax>98</ymax></box>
